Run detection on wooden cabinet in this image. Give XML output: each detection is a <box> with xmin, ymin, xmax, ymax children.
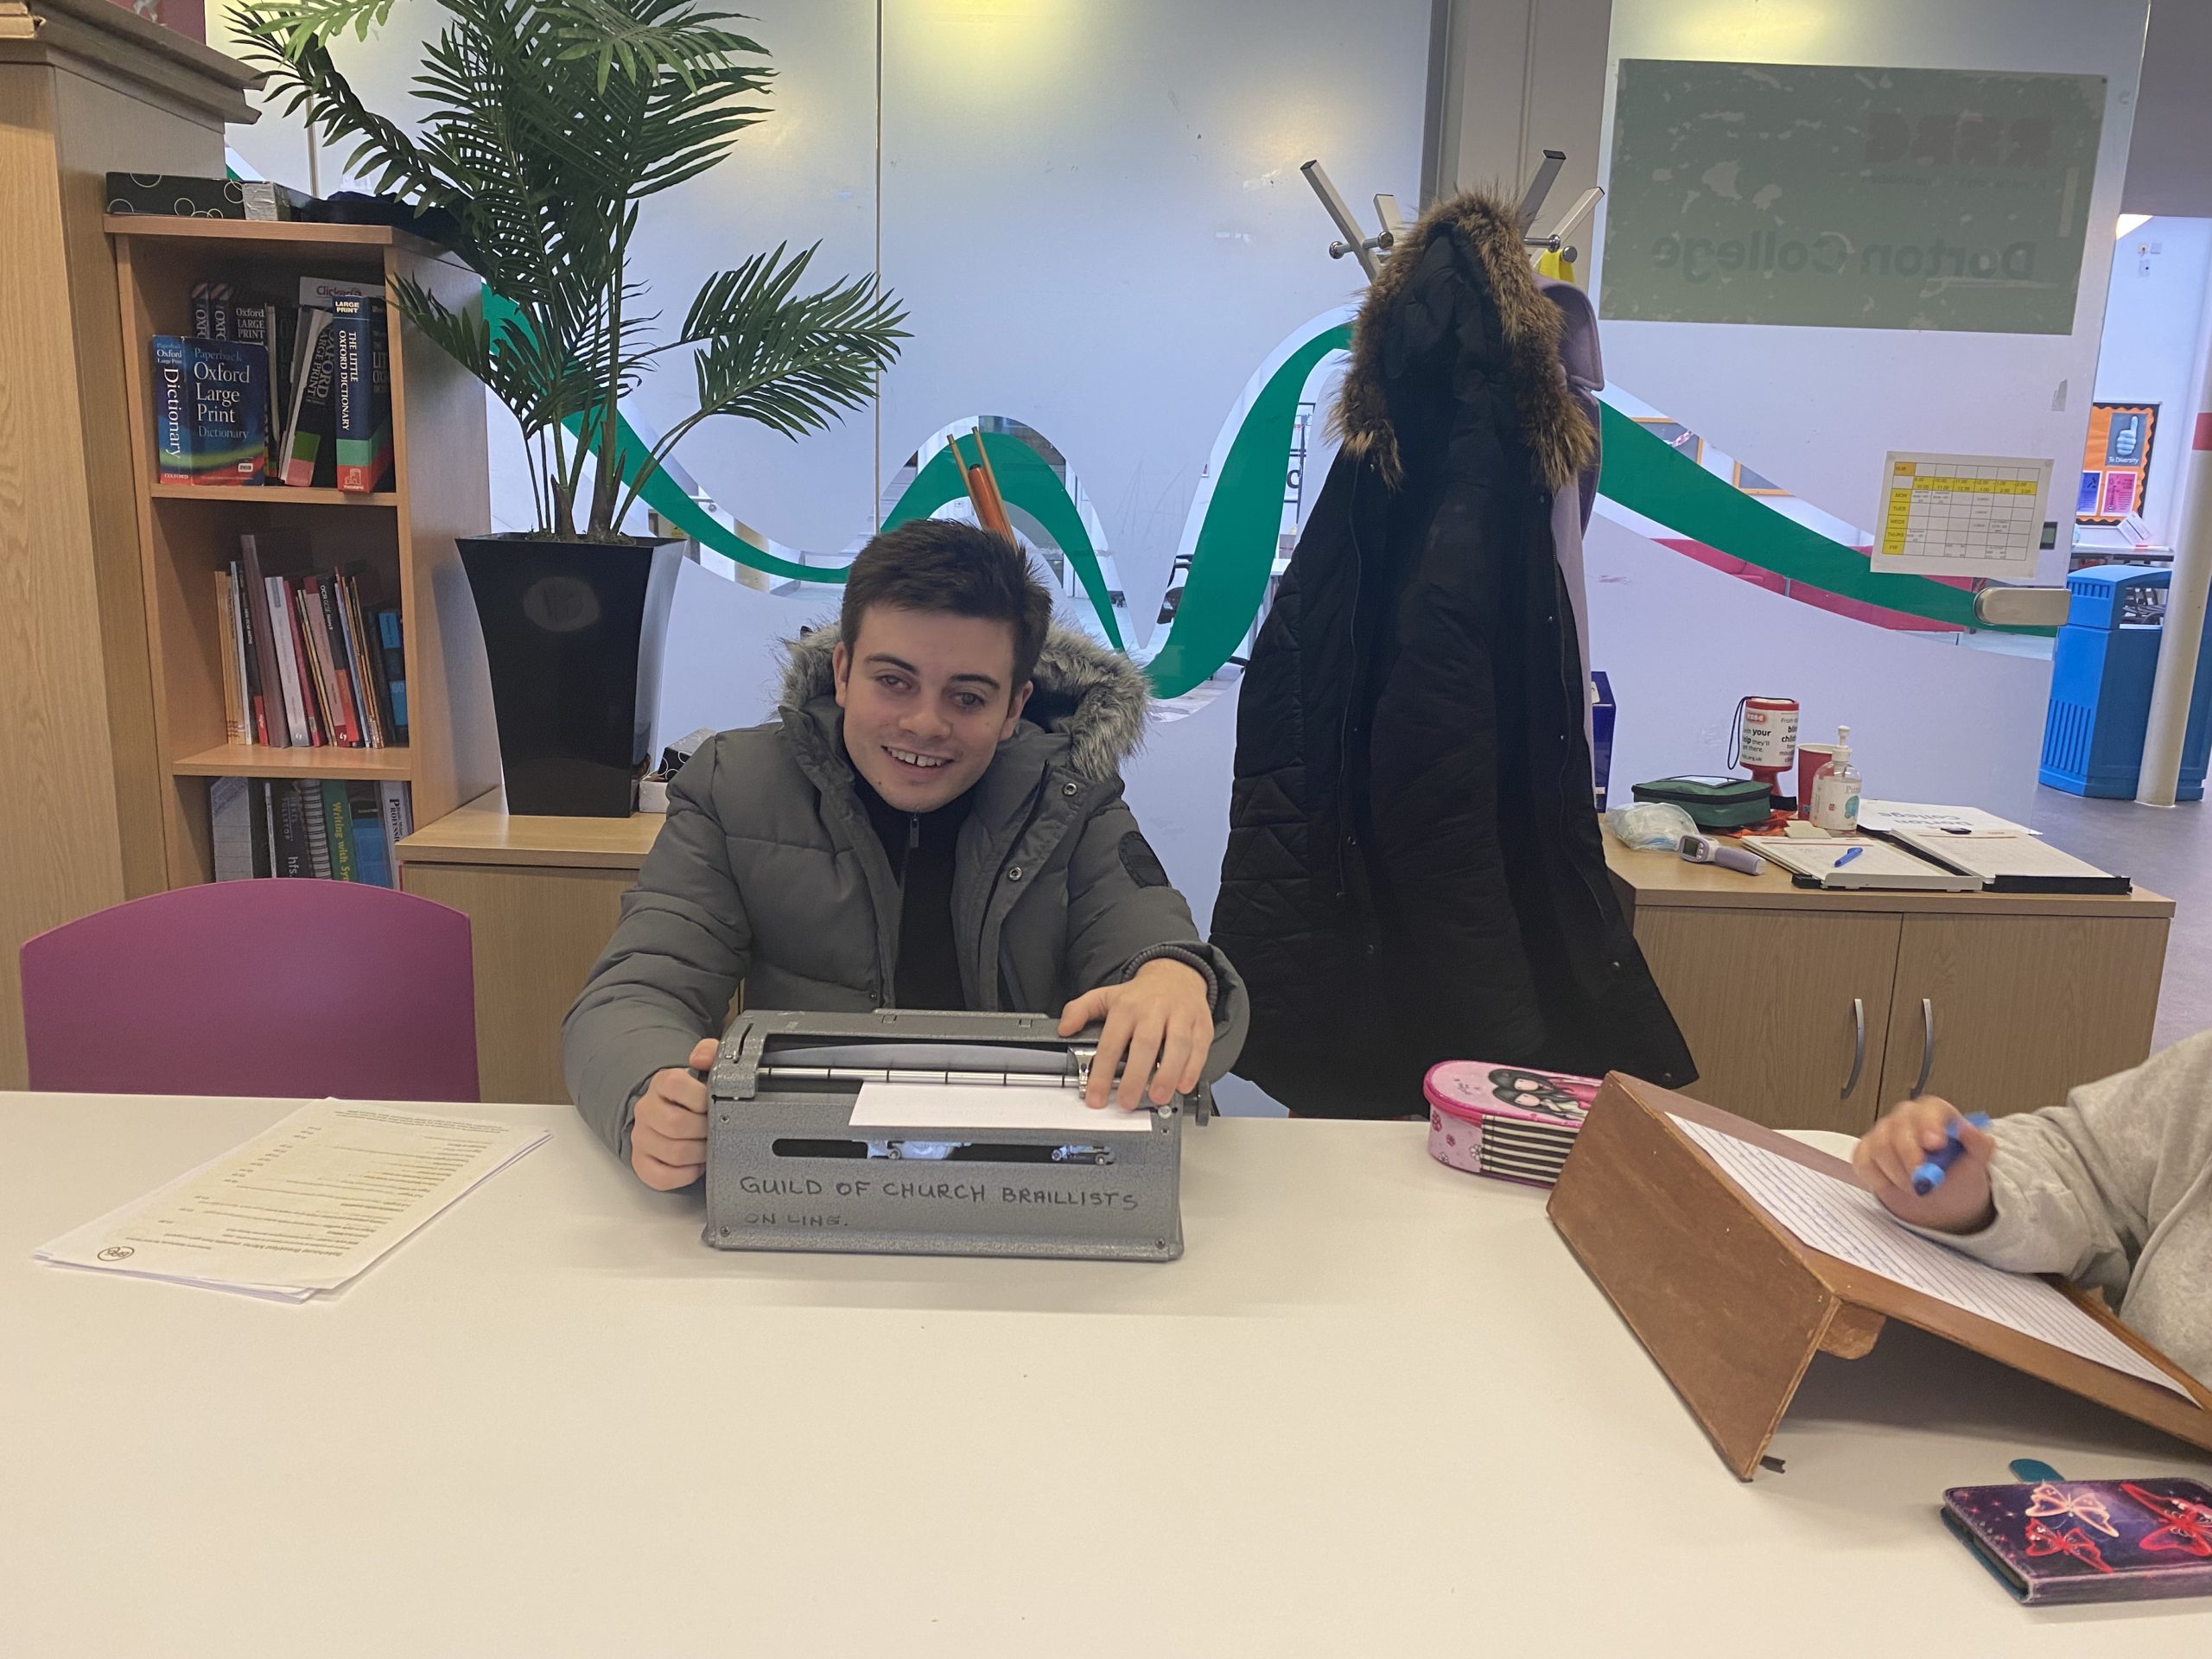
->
<box><xmin>397</xmin><ymin>790</ymin><xmax>664</xmax><ymax>1104</ymax></box>
<box><xmin>1880</xmin><ymin>914</ymin><xmax>2167</xmax><ymax>1116</ymax></box>
<box><xmin>1630</xmin><ymin>908</ymin><xmax>1900</xmax><ymax>1133</ymax></box>
<box><xmin>1607</xmin><ymin>839</ymin><xmax>2172</xmax><ymax>1135</ymax></box>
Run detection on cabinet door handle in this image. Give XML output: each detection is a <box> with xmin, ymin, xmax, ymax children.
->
<box><xmin>1913</xmin><ymin>997</ymin><xmax>1937</xmax><ymax>1098</ymax></box>
<box><xmin>1840</xmin><ymin>997</ymin><xmax>1866</xmax><ymax>1099</ymax></box>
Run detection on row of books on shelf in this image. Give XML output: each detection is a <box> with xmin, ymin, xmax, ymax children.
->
<box><xmin>211</xmin><ymin>779</ymin><xmax>415</xmax><ymax>886</ymax></box>
<box><xmin>217</xmin><ymin>529</ymin><xmax>407</xmax><ymax>750</ymax></box>
<box><xmin>152</xmin><ymin>275</ymin><xmax>391</xmax><ymax>492</ymax></box>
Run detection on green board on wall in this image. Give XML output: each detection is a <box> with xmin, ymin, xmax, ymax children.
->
<box><xmin>1600</xmin><ymin>59</ymin><xmax>2105</xmax><ymax>334</ymax></box>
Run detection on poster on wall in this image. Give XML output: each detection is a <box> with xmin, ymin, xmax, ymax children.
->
<box><xmin>2077</xmin><ymin>402</ymin><xmax>2157</xmax><ymax>525</ymax></box>
<box><xmin>1601</xmin><ymin>60</ymin><xmax>2106</xmax><ymax>334</ymax></box>
<box><xmin>1873</xmin><ymin>452</ymin><xmax>2053</xmax><ymax>578</ymax></box>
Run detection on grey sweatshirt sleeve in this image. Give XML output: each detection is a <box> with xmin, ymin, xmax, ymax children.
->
<box><xmin>1930</xmin><ymin>1031</ymin><xmax>2212</xmax><ymax>1307</ymax></box>
<box><xmin>561</xmin><ymin>740</ymin><xmax>753</xmax><ymax>1160</ymax></box>
<box><xmin>1060</xmin><ymin>784</ymin><xmax>1249</xmax><ymax>1084</ymax></box>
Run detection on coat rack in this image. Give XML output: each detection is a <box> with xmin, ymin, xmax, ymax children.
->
<box><xmin>1303</xmin><ymin>148</ymin><xmax>1605</xmax><ymax>278</ymax></box>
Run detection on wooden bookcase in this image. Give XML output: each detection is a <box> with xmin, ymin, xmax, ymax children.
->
<box><xmin>109</xmin><ymin>215</ymin><xmax>499</xmax><ymax>887</ymax></box>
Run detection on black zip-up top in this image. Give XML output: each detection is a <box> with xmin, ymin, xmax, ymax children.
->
<box><xmin>849</xmin><ymin>758</ymin><xmax>976</xmax><ymax>1010</ymax></box>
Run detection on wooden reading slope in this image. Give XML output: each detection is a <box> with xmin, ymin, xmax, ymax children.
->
<box><xmin>1549</xmin><ymin>1076</ymin><xmax>2212</xmax><ymax>1480</ymax></box>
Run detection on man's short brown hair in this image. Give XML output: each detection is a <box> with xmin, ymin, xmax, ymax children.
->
<box><xmin>839</xmin><ymin>518</ymin><xmax>1052</xmax><ymax>691</ymax></box>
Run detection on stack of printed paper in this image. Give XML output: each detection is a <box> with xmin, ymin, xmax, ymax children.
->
<box><xmin>35</xmin><ymin>1103</ymin><xmax>547</xmax><ymax>1301</ymax></box>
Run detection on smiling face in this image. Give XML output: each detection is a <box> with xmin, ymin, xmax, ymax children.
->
<box><xmin>833</xmin><ymin>604</ymin><xmax>1033</xmax><ymax>810</ymax></box>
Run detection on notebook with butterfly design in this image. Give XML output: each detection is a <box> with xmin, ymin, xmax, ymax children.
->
<box><xmin>1942</xmin><ymin>1478</ymin><xmax>2212</xmax><ymax>1604</ymax></box>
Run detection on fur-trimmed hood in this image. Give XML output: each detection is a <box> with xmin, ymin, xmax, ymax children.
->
<box><xmin>1332</xmin><ymin>188</ymin><xmax>1594</xmax><ymax>495</ymax></box>
<box><xmin>778</xmin><ymin>622</ymin><xmax>1151</xmax><ymax>783</ymax></box>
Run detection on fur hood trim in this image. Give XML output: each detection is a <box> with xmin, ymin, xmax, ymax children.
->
<box><xmin>1332</xmin><ymin>188</ymin><xmax>1594</xmax><ymax>495</ymax></box>
<box><xmin>779</xmin><ymin>622</ymin><xmax>1152</xmax><ymax>783</ymax></box>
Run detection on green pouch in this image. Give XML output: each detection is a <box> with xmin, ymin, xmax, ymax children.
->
<box><xmin>1630</xmin><ymin>775</ymin><xmax>1773</xmax><ymax>829</ymax></box>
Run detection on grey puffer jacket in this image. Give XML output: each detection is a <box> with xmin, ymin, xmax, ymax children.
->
<box><xmin>563</xmin><ymin>625</ymin><xmax>1249</xmax><ymax>1159</ymax></box>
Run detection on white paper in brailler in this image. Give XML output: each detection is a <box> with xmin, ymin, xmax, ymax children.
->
<box><xmin>1669</xmin><ymin>1116</ymin><xmax>2193</xmax><ymax>1402</ymax></box>
<box><xmin>849</xmin><ymin>1080</ymin><xmax>1160</xmax><ymax>1135</ymax></box>
<box><xmin>35</xmin><ymin>1103</ymin><xmax>548</xmax><ymax>1300</ymax></box>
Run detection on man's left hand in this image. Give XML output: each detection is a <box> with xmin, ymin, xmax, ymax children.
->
<box><xmin>1058</xmin><ymin>958</ymin><xmax>1212</xmax><ymax>1113</ymax></box>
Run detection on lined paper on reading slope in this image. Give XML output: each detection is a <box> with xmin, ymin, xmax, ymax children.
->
<box><xmin>1669</xmin><ymin>1116</ymin><xmax>2191</xmax><ymax>1402</ymax></box>
<box><xmin>35</xmin><ymin>1103</ymin><xmax>547</xmax><ymax>1301</ymax></box>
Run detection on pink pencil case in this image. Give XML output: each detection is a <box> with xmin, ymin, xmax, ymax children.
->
<box><xmin>1424</xmin><ymin>1060</ymin><xmax>1600</xmax><ymax>1187</ymax></box>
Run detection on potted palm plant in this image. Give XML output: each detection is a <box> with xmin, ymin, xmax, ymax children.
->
<box><xmin>236</xmin><ymin>0</ymin><xmax>907</xmax><ymax>815</ymax></box>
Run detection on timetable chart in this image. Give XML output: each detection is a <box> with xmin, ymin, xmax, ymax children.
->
<box><xmin>1873</xmin><ymin>452</ymin><xmax>2053</xmax><ymax>579</ymax></box>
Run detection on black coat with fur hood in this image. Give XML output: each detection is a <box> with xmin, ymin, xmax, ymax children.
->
<box><xmin>1211</xmin><ymin>191</ymin><xmax>1694</xmax><ymax>1117</ymax></box>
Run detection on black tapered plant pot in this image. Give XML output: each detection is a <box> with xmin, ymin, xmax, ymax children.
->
<box><xmin>459</xmin><ymin>533</ymin><xmax>683</xmax><ymax>817</ymax></box>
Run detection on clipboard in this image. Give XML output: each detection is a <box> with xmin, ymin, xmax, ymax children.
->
<box><xmin>1883</xmin><ymin>827</ymin><xmax>2131</xmax><ymax>894</ymax></box>
<box><xmin>1547</xmin><ymin>1076</ymin><xmax>2212</xmax><ymax>1480</ymax></box>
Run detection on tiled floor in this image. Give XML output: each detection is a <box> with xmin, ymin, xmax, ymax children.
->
<box><xmin>2027</xmin><ymin>788</ymin><xmax>2209</xmax><ymax>1051</ymax></box>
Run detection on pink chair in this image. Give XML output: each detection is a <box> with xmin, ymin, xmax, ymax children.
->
<box><xmin>22</xmin><ymin>880</ymin><xmax>480</xmax><ymax>1102</ymax></box>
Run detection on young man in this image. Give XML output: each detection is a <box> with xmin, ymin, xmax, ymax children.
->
<box><xmin>563</xmin><ymin>518</ymin><xmax>1248</xmax><ymax>1189</ymax></box>
<box><xmin>1855</xmin><ymin>1029</ymin><xmax>2212</xmax><ymax>1385</ymax></box>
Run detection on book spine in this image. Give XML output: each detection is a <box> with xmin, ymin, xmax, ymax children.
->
<box><xmin>207</xmin><ymin>283</ymin><xmax>233</xmax><ymax>340</ymax></box>
<box><xmin>152</xmin><ymin>336</ymin><xmax>191</xmax><ymax>483</ymax></box>
<box><xmin>300</xmin><ymin>780</ymin><xmax>334</xmax><ymax>878</ymax></box>
<box><xmin>378</xmin><ymin>779</ymin><xmax>414</xmax><ymax>850</ymax></box>
<box><xmin>272</xmin><ymin>778</ymin><xmax>312</xmax><ymax>877</ymax></box>
<box><xmin>238</xmin><ymin>535</ymin><xmax>289</xmax><ymax>747</ymax></box>
<box><xmin>346</xmin><ymin>782</ymin><xmax>394</xmax><ymax>887</ymax></box>
<box><xmin>331</xmin><ymin>296</ymin><xmax>375</xmax><ymax>493</ymax></box>
<box><xmin>273</xmin><ymin>302</ymin><xmax>299</xmax><ymax>456</ymax></box>
<box><xmin>189</xmin><ymin>282</ymin><xmax>213</xmax><ymax>340</ymax></box>
<box><xmin>209</xmin><ymin>776</ymin><xmax>255</xmax><ymax>881</ymax></box>
<box><xmin>291</xmin><ymin>579</ymin><xmax>338</xmax><ymax>747</ymax></box>
<box><xmin>321</xmin><ymin>780</ymin><xmax>359</xmax><ymax>881</ymax></box>
<box><xmin>366</xmin><ymin>301</ymin><xmax>394</xmax><ymax>491</ymax></box>
<box><xmin>334</xmin><ymin>573</ymin><xmax>382</xmax><ymax>747</ymax></box>
<box><xmin>232</xmin><ymin>301</ymin><xmax>277</xmax><ymax>479</ymax></box>
<box><xmin>214</xmin><ymin>569</ymin><xmax>247</xmax><ymax>745</ymax></box>
<box><xmin>282</xmin><ymin>313</ymin><xmax>337</xmax><ymax>487</ymax></box>
<box><xmin>187</xmin><ymin>340</ymin><xmax>268</xmax><ymax>486</ymax></box>
<box><xmin>229</xmin><ymin>561</ymin><xmax>267</xmax><ymax>746</ymax></box>
<box><xmin>265</xmin><ymin>574</ymin><xmax>313</xmax><ymax>746</ymax></box>
<box><xmin>251</xmin><ymin>778</ymin><xmax>272</xmax><ymax>876</ymax></box>
<box><xmin>375</xmin><ymin>607</ymin><xmax>409</xmax><ymax>741</ymax></box>
<box><xmin>314</xmin><ymin>577</ymin><xmax>363</xmax><ymax>746</ymax></box>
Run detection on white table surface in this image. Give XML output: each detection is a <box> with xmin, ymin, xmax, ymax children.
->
<box><xmin>4</xmin><ymin>1092</ymin><xmax>2209</xmax><ymax>1657</ymax></box>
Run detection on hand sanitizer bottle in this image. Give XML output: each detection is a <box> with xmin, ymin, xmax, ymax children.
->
<box><xmin>1811</xmin><ymin>726</ymin><xmax>1862</xmax><ymax>833</ymax></box>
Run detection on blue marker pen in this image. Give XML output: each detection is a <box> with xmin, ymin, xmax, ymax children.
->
<box><xmin>1910</xmin><ymin>1112</ymin><xmax>1994</xmax><ymax>1196</ymax></box>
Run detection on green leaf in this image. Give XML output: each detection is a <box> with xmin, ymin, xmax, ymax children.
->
<box><xmin>232</xmin><ymin>0</ymin><xmax>399</xmax><ymax>51</ymax></box>
<box><xmin>539</xmin><ymin>0</ymin><xmax>767</xmax><ymax>92</ymax></box>
<box><xmin>682</xmin><ymin>244</ymin><xmax>908</xmax><ymax>437</ymax></box>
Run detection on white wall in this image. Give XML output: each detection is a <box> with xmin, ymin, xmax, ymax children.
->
<box><xmin>2088</xmin><ymin>217</ymin><xmax>2212</xmax><ymax>550</ymax></box>
<box><xmin>1586</xmin><ymin>515</ymin><xmax>2056</xmax><ymax>820</ymax></box>
<box><xmin>1580</xmin><ymin>0</ymin><xmax>2149</xmax><ymax>826</ymax></box>
<box><xmin>1594</xmin><ymin>0</ymin><xmax>2146</xmax><ymax>583</ymax></box>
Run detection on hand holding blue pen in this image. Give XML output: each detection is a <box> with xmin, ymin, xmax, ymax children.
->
<box><xmin>1910</xmin><ymin>1111</ymin><xmax>1994</xmax><ymax>1195</ymax></box>
<box><xmin>1853</xmin><ymin>1096</ymin><xmax>2000</xmax><ymax>1234</ymax></box>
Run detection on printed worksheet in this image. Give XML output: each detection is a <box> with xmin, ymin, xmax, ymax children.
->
<box><xmin>1873</xmin><ymin>451</ymin><xmax>2052</xmax><ymax>578</ymax></box>
<box><xmin>1670</xmin><ymin>1116</ymin><xmax>2191</xmax><ymax>1401</ymax></box>
<box><xmin>36</xmin><ymin>1104</ymin><xmax>548</xmax><ymax>1300</ymax></box>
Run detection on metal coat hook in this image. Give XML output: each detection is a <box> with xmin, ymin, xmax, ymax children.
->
<box><xmin>1306</xmin><ymin>149</ymin><xmax>1603</xmax><ymax>278</ymax></box>
<box><xmin>1302</xmin><ymin>159</ymin><xmax>1400</xmax><ymax>281</ymax></box>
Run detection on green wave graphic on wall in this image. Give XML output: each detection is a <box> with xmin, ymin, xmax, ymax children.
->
<box><xmin>489</xmin><ymin>297</ymin><xmax>2044</xmax><ymax>697</ymax></box>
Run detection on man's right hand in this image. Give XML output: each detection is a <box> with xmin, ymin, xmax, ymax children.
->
<box><xmin>1853</xmin><ymin>1094</ymin><xmax>1998</xmax><ymax>1234</ymax></box>
<box><xmin>632</xmin><ymin>1036</ymin><xmax>720</xmax><ymax>1190</ymax></box>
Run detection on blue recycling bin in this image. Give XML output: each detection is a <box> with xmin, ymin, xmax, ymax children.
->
<box><xmin>2039</xmin><ymin>564</ymin><xmax>2212</xmax><ymax>800</ymax></box>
